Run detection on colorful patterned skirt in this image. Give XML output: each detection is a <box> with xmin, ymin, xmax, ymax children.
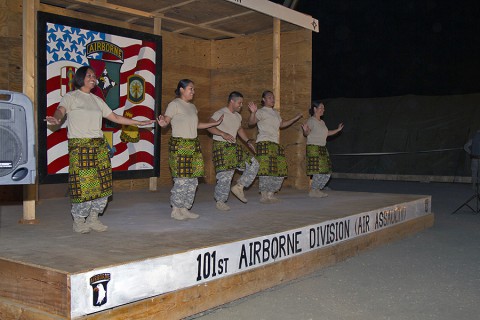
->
<box><xmin>68</xmin><ymin>138</ymin><xmax>113</xmax><ymax>203</ymax></box>
<box><xmin>306</xmin><ymin>144</ymin><xmax>332</xmax><ymax>175</ymax></box>
<box><xmin>212</xmin><ymin>140</ymin><xmax>253</xmax><ymax>173</ymax></box>
<box><xmin>169</xmin><ymin>137</ymin><xmax>205</xmax><ymax>178</ymax></box>
<box><xmin>255</xmin><ymin>141</ymin><xmax>287</xmax><ymax>177</ymax></box>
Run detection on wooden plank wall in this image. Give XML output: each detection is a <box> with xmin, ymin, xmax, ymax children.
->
<box><xmin>0</xmin><ymin>0</ymin><xmax>24</xmax><ymax>202</ymax></box>
<box><xmin>280</xmin><ymin>29</ymin><xmax>312</xmax><ymax>190</ymax></box>
<box><xmin>160</xmin><ymin>28</ymin><xmax>314</xmax><ymax>188</ymax></box>
<box><xmin>211</xmin><ymin>28</ymin><xmax>312</xmax><ymax>189</ymax></box>
<box><xmin>0</xmin><ymin>3</ymin><xmax>313</xmax><ymax>201</ymax></box>
<box><xmin>210</xmin><ymin>33</ymin><xmax>271</xmax><ymax>185</ymax></box>
<box><xmin>158</xmin><ymin>32</ymin><xmax>213</xmax><ymax>186</ymax></box>
<box><xmin>0</xmin><ymin>0</ymin><xmax>22</xmax><ymax>93</ymax></box>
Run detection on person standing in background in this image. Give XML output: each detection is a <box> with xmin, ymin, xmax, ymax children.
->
<box><xmin>464</xmin><ymin>130</ymin><xmax>480</xmax><ymax>187</ymax></box>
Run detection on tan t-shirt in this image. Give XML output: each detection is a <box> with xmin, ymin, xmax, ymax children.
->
<box><xmin>306</xmin><ymin>117</ymin><xmax>328</xmax><ymax>146</ymax></box>
<box><xmin>59</xmin><ymin>90</ymin><xmax>112</xmax><ymax>139</ymax></box>
<box><xmin>255</xmin><ymin>107</ymin><xmax>282</xmax><ymax>144</ymax></box>
<box><xmin>211</xmin><ymin>107</ymin><xmax>242</xmax><ymax>142</ymax></box>
<box><xmin>164</xmin><ymin>98</ymin><xmax>198</xmax><ymax>139</ymax></box>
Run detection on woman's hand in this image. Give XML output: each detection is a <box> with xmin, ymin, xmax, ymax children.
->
<box><xmin>248</xmin><ymin>102</ymin><xmax>257</xmax><ymax>113</ymax></box>
<box><xmin>301</xmin><ymin>123</ymin><xmax>311</xmax><ymax>136</ymax></box>
<box><xmin>213</xmin><ymin>114</ymin><xmax>224</xmax><ymax>126</ymax></box>
<box><xmin>199</xmin><ymin>114</ymin><xmax>223</xmax><ymax>130</ymax></box>
<box><xmin>157</xmin><ymin>115</ymin><xmax>168</xmax><ymax>127</ymax></box>
<box><xmin>45</xmin><ymin>107</ymin><xmax>65</xmax><ymax>126</ymax></box>
<box><xmin>328</xmin><ymin>122</ymin><xmax>345</xmax><ymax>136</ymax></box>
<box><xmin>248</xmin><ymin>102</ymin><xmax>258</xmax><ymax>126</ymax></box>
<box><xmin>45</xmin><ymin>116</ymin><xmax>61</xmax><ymax>125</ymax></box>
<box><xmin>222</xmin><ymin>132</ymin><xmax>236</xmax><ymax>143</ymax></box>
<box><xmin>246</xmin><ymin>140</ymin><xmax>256</xmax><ymax>153</ymax></box>
<box><xmin>138</xmin><ymin>119</ymin><xmax>156</xmax><ymax>126</ymax></box>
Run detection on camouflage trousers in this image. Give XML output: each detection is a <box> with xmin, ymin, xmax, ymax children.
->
<box><xmin>311</xmin><ymin>174</ymin><xmax>331</xmax><ymax>190</ymax></box>
<box><xmin>214</xmin><ymin>157</ymin><xmax>259</xmax><ymax>202</ymax></box>
<box><xmin>171</xmin><ymin>177</ymin><xmax>198</xmax><ymax>209</ymax></box>
<box><xmin>71</xmin><ymin>196</ymin><xmax>108</xmax><ymax>219</ymax></box>
<box><xmin>259</xmin><ymin>176</ymin><xmax>284</xmax><ymax>193</ymax></box>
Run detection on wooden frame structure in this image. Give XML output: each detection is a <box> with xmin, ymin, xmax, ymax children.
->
<box><xmin>13</xmin><ymin>0</ymin><xmax>318</xmax><ymax>220</ymax></box>
<box><xmin>0</xmin><ymin>4</ymin><xmax>439</xmax><ymax>320</ymax></box>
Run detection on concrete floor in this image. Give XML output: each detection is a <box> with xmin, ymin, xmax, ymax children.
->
<box><xmin>187</xmin><ymin>179</ymin><xmax>480</xmax><ymax>320</ymax></box>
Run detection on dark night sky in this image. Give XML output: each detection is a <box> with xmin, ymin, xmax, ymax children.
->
<box><xmin>286</xmin><ymin>0</ymin><xmax>480</xmax><ymax>99</ymax></box>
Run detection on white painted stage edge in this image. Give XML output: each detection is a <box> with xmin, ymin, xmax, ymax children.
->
<box><xmin>70</xmin><ymin>197</ymin><xmax>431</xmax><ymax>318</ymax></box>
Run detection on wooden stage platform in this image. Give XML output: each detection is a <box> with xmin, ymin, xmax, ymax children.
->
<box><xmin>0</xmin><ymin>186</ymin><xmax>434</xmax><ymax>319</ymax></box>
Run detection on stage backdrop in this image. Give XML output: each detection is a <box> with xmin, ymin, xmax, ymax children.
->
<box><xmin>37</xmin><ymin>12</ymin><xmax>162</xmax><ymax>183</ymax></box>
<box><xmin>319</xmin><ymin>94</ymin><xmax>480</xmax><ymax>179</ymax></box>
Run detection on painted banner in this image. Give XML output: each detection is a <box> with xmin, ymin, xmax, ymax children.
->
<box><xmin>37</xmin><ymin>13</ymin><xmax>161</xmax><ymax>182</ymax></box>
<box><xmin>70</xmin><ymin>197</ymin><xmax>431</xmax><ymax>318</ymax></box>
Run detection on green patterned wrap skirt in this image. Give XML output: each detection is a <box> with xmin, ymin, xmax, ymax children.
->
<box><xmin>255</xmin><ymin>141</ymin><xmax>288</xmax><ymax>177</ymax></box>
<box><xmin>169</xmin><ymin>137</ymin><xmax>205</xmax><ymax>178</ymax></box>
<box><xmin>212</xmin><ymin>140</ymin><xmax>253</xmax><ymax>173</ymax></box>
<box><xmin>68</xmin><ymin>138</ymin><xmax>113</xmax><ymax>203</ymax></box>
<box><xmin>306</xmin><ymin>144</ymin><xmax>332</xmax><ymax>175</ymax></box>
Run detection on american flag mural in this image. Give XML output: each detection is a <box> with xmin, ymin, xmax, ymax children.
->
<box><xmin>43</xmin><ymin>19</ymin><xmax>159</xmax><ymax>177</ymax></box>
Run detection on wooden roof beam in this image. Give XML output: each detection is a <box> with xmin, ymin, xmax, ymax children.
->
<box><xmin>73</xmin><ymin>0</ymin><xmax>157</xmax><ymax>18</ymax></box>
<box><xmin>165</xmin><ymin>15</ymin><xmax>243</xmax><ymax>38</ymax></box>
<box><xmin>65</xmin><ymin>4</ymin><xmax>81</xmax><ymax>10</ymax></box>
<box><xmin>174</xmin><ymin>10</ymin><xmax>254</xmax><ymax>34</ymax></box>
<box><xmin>71</xmin><ymin>0</ymin><xmax>241</xmax><ymax>38</ymax></box>
<box><xmin>224</xmin><ymin>0</ymin><xmax>319</xmax><ymax>32</ymax></box>
<box><xmin>153</xmin><ymin>0</ymin><xmax>199</xmax><ymax>14</ymax></box>
<box><xmin>125</xmin><ymin>0</ymin><xmax>198</xmax><ymax>23</ymax></box>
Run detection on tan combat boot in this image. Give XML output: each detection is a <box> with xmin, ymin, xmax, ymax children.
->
<box><xmin>181</xmin><ymin>207</ymin><xmax>200</xmax><ymax>219</ymax></box>
<box><xmin>216</xmin><ymin>201</ymin><xmax>231</xmax><ymax>211</ymax></box>
<box><xmin>267</xmin><ymin>192</ymin><xmax>281</xmax><ymax>203</ymax></box>
<box><xmin>171</xmin><ymin>207</ymin><xmax>187</xmax><ymax>220</ymax></box>
<box><xmin>73</xmin><ymin>217</ymin><xmax>90</xmax><ymax>234</ymax></box>
<box><xmin>231</xmin><ymin>183</ymin><xmax>247</xmax><ymax>203</ymax></box>
<box><xmin>86</xmin><ymin>212</ymin><xmax>108</xmax><ymax>232</ymax></box>
<box><xmin>260</xmin><ymin>191</ymin><xmax>270</xmax><ymax>203</ymax></box>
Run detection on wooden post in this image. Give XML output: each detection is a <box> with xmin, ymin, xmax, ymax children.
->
<box><xmin>20</xmin><ymin>0</ymin><xmax>39</xmax><ymax>224</ymax></box>
<box><xmin>149</xmin><ymin>15</ymin><xmax>162</xmax><ymax>192</ymax></box>
<box><xmin>154</xmin><ymin>15</ymin><xmax>162</xmax><ymax>35</ymax></box>
<box><xmin>273</xmin><ymin>18</ymin><xmax>281</xmax><ymax>109</ymax></box>
<box><xmin>273</xmin><ymin>17</ymin><xmax>282</xmax><ymax>148</ymax></box>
